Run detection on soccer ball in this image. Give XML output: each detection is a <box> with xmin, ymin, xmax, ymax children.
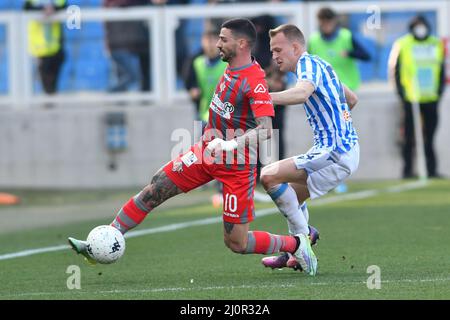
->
<box><xmin>86</xmin><ymin>225</ymin><xmax>125</xmax><ymax>264</ymax></box>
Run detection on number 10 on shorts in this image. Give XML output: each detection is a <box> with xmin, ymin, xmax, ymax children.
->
<box><xmin>224</xmin><ymin>193</ymin><xmax>238</xmax><ymax>212</ymax></box>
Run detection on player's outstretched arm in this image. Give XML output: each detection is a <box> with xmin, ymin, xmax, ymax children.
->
<box><xmin>344</xmin><ymin>84</ymin><xmax>358</xmax><ymax>110</ymax></box>
<box><xmin>205</xmin><ymin>116</ymin><xmax>272</xmax><ymax>155</ymax></box>
<box><xmin>269</xmin><ymin>80</ymin><xmax>315</xmax><ymax>106</ymax></box>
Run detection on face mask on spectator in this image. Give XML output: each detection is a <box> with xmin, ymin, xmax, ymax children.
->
<box><xmin>412</xmin><ymin>24</ymin><xmax>429</xmax><ymax>39</ymax></box>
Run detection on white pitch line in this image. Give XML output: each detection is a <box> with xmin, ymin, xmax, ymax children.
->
<box><xmin>2</xmin><ymin>276</ymin><xmax>450</xmax><ymax>298</ymax></box>
<box><xmin>0</xmin><ymin>180</ymin><xmax>427</xmax><ymax>262</ymax></box>
<box><xmin>0</xmin><ymin>283</ymin><xmax>297</xmax><ymax>298</ymax></box>
<box><xmin>0</xmin><ymin>244</ymin><xmax>70</xmax><ymax>260</ymax></box>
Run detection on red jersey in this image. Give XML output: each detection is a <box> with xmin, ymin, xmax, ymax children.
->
<box><xmin>205</xmin><ymin>59</ymin><xmax>274</xmax><ymax>137</ymax></box>
<box><xmin>203</xmin><ymin>59</ymin><xmax>274</xmax><ymax>168</ymax></box>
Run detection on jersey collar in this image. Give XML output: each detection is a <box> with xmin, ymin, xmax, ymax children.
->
<box><xmin>228</xmin><ymin>56</ymin><xmax>256</xmax><ymax>72</ymax></box>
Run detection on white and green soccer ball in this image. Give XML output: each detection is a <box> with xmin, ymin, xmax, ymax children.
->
<box><xmin>86</xmin><ymin>225</ymin><xmax>125</xmax><ymax>264</ymax></box>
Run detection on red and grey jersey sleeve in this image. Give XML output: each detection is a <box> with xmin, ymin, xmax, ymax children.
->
<box><xmin>246</xmin><ymin>73</ymin><xmax>274</xmax><ymax>119</ymax></box>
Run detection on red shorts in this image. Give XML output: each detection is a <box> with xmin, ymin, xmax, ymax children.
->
<box><xmin>163</xmin><ymin>143</ymin><xmax>257</xmax><ymax>224</ymax></box>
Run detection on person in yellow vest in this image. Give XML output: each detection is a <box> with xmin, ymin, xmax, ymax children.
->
<box><xmin>308</xmin><ymin>7</ymin><xmax>370</xmax><ymax>91</ymax></box>
<box><xmin>24</xmin><ymin>0</ymin><xmax>66</xmax><ymax>95</ymax></box>
<box><xmin>388</xmin><ymin>15</ymin><xmax>446</xmax><ymax>179</ymax></box>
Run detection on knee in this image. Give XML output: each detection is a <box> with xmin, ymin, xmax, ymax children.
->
<box><xmin>260</xmin><ymin>168</ymin><xmax>276</xmax><ymax>190</ymax></box>
<box><xmin>224</xmin><ymin>238</ymin><xmax>247</xmax><ymax>254</ymax></box>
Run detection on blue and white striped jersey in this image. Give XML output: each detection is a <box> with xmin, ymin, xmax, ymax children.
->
<box><xmin>295</xmin><ymin>52</ymin><xmax>358</xmax><ymax>153</ymax></box>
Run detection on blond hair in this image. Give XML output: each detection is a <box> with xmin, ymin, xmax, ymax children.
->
<box><xmin>269</xmin><ymin>24</ymin><xmax>305</xmax><ymax>46</ymax></box>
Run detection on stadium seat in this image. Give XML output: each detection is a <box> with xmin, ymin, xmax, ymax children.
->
<box><xmin>78</xmin><ymin>41</ymin><xmax>106</xmax><ymax>60</ymax></box>
<box><xmin>75</xmin><ymin>59</ymin><xmax>110</xmax><ymax>91</ymax></box>
<box><xmin>0</xmin><ymin>25</ymin><xmax>5</xmax><ymax>43</ymax></box>
<box><xmin>78</xmin><ymin>22</ymin><xmax>104</xmax><ymax>39</ymax></box>
<box><xmin>377</xmin><ymin>41</ymin><xmax>395</xmax><ymax>81</ymax></box>
<box><xmin>0</xmin><ymin>63</ymin><xmax>8</xmax><ymax>94</ymax></box>
<box><xmin>184</xmin><ymin>19</ymin><xmax>203</xmax><ymax>58</ymax></box>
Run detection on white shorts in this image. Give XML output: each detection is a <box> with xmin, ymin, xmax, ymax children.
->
<box><xmin>292</xmin><ymin>142</ymin><xmax>360</xmax><ymax>199</ymax></box>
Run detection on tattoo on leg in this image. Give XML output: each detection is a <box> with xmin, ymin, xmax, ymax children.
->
<box><xmin>139</xmin><ymin>170</ymin><xmax>182</xmax><ymax>209</ymax></box>
<box><xmin>224</xmin><ymin>221</ymin><xmax>235</xmax><ymax>234</ymax></box>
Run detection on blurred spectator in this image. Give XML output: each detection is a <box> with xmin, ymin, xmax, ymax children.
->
<box><xmin>251</xmin><ymin>14</ymin><xmax>287</xmax><ymax>160</ymax></box>
<box><xmin>24</xmin><ymin>0</ymin><xmax>67</xmax><ymax>95</ymax></box>
<box><xmin>265</xmin><ymin>61</ymin><xmax>287</xmax><ymax>160</ymax></box>
<box><xmin>388</xmin><ymin>15</ymin><xmax>446</xmax><ymax>179</ymax></box>
<box><xmin>183</xmin><ymin>27</ymin><xmax>227</xmax><ymax>127</ymax></box>
<box><xmin>103</xmin><ymin>0</ymin><xmax>151</xmax><ymax>92</ymax></box>
<box><xmin>308</xmin><ymin>7</ymin><xmax>370</xmax><ymax>91</ymax></box>
<box><xmin>251</xmin><ymin>15</ymin><xmax>275</xmax><ymax>70</ymax></box>
<box><xmin>104</xmin><ymin>0</ymin><xmax>189</xmax><ymax>92</ymax></box>
<box><xmin>249</xmin><ymin>14</ymin><xmax>286</xmax><ymax>203</ymax></box>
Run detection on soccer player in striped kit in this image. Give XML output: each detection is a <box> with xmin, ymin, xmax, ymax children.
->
<box><xmin>69</xmin><ymin>19</ymin><xmax>318</xmax><ymax>275</ymax></box>
<box><xmin>260</xmin><ymin>24</ymin><xmax>360</xmax><ymax>271</ymax></box>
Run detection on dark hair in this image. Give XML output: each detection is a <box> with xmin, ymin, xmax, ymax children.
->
<box><xmin>317</xmin><ymin>7</ymin><xmax>337</xmax><ymax>21</ymax></box>
<box><xmin>269</xmin><ymin>24</ymin><xmax>306</xmax><ymax>46</ymax></box>
<box><xmin>221</xmin><ymin>18</ymin><xmax>257</xmax><ymax>48</ymax></box>
<box><xmin>409</xmin><ymin>15</ymin><xmax>431</xmax><ymax>32</ymax></box>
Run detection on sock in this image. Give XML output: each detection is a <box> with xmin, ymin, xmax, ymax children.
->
<box><xmin>299</xmin><ymin>202</ymin><xmax>309</xmax><ymax>223</ymax></box>
<box><xmin>245</xmin><ymin>231</ymin><xmax>298</xmax><ymax>254</ymax></box>
<box><xmin>267</xmin><ymin>183</ymin><xmax>309</xmax><ymax>235</ymax></box>
<box><xmin>111</xmin><ymin>192</ymin><xmax>152</xmax><ymax>234</ymax></box>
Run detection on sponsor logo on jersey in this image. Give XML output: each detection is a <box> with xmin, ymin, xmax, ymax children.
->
<box><xmin>253</xmin><ymin>100</ymin><xmax>272</xmax><ymax>105</ymax></box>
<box><xmin>210</xmin><ymin>94</ymin><xmax>235</xmax><ymax>119</ymax></box>
<box><xmin>254</xmin><ymin>83</ymin><xmax>267</xmax><ymax>93</ymax></box>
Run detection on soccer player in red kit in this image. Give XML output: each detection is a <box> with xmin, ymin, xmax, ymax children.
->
<box><xmin>68</xmin><ymin>18</ymin><xmax>316</xmax><ymax>275</ymax></box>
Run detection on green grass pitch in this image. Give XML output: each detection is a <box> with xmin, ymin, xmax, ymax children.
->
<box><xmin>1</xmin><ymin>179</ymin><xmax>450</xmax><ymax>300</ymax></box>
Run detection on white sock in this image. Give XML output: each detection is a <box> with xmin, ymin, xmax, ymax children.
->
<box><xmin>267</xmin><ymin>183</ymin><xmax>309</xmax><ymax>235</ymax></box>
<box><xmin>299</xmin><ymin>202</ymin><xmax>309</xmax><ymax>223</ymax></box>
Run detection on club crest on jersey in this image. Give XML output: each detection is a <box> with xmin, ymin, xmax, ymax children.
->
<box><xmin>254</xmin><ymin>83</ymin><xmax>266</xmax><ymax>93</ymax></box>
<box><xmin>342</xmin><ymin>110</ymin><xmax>352</xmax><ymax>122</ymax></box>
<box><xmin>210</xmin><ymin>94</ymin><xmax>235</xmax><ymax>119</ymax></box>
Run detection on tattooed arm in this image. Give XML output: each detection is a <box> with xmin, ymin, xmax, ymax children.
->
<box><xmin>235</xmin><ymin>116</ymin><xmax>272</xmax><ymax>148</ymax></box>
<box><xmin>137</xmin><ymin>169</ymin><xmax>183</xmax><ymax>210</ymax></box>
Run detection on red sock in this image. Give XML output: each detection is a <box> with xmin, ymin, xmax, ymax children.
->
<box><xmin>111</xmin><ymin>196</ymin><xmax>150</xmax><ymax>234</ymax></box>
<box><xmin>245</xmin><ymin>231</ymin><xmax>298</xmax><ymax>254</ymax></box>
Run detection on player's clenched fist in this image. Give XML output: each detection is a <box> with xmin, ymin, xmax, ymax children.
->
<box><xmin>206</xmin><ymin>138</ymin><xmax>238</xmax><ymax>157</ymax></box>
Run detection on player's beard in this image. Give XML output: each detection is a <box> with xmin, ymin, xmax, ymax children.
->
<box><xmin>219</xmin><ymin>49</ymin><xmax>236</xmax><ymax>63</ymax></box>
